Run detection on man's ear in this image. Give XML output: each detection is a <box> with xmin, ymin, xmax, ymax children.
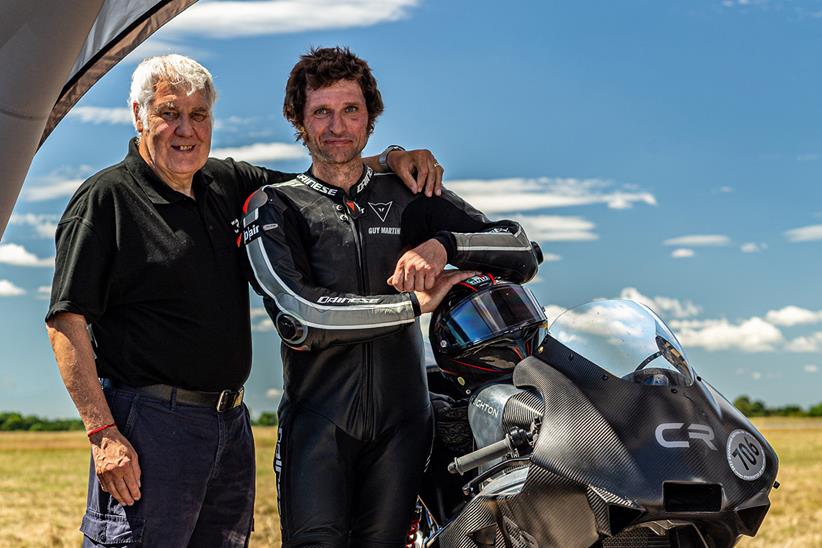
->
<box><xmin>296</xmin><ymin>125</ymin><xmax>308</xmax><ymax>144</ymax></box>
<box><xmin>132</xmin><ymin>101</ymin><xmax>144</xmax><ymax>132</ymax></box>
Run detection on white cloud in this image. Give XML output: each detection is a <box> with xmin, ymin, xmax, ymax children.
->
<box><xmin>418</xmin><ymin>313</ymin><xmax>431</xmax><ymax>337</ymax></box>
<box><xmin>8</xmin><ymin>213</ymin><xmax>60</xmax><ymax>238</ymax></box>
<box><xmin>663</xmin><ymin>235</ymin><xmax>730</xmax><ymax>246</ymax></box>
<box><xmin>671</xmin><ymin>248</ymin><xmax>695</xmax><ymax>258</ymax></box>
<box><xmin>211</xmin><ymin>142</ymin><xmax>307</xmax><ymax>163</ymax></box>
<box><xmin>25</xmin><ymin>179</ymin><xmax>84</xmax><ymax>202</ymax></box>
<box><xmin>0</xmin><ymin>280</ymin><xmax>26</xmax><ymax>297</ymax></box>
<box><xmin>718</xmin><ymin>186</ymin><xmax>734</xmax><ymax>193</ymax></box>
<box><xmin>547</xmin><ymin>301</ymin><xmax>647</xmax><ymax>340</ymax></box>
<box><xmin>544</xmin><ymin>305</ymin><xmax>568</xmax><ymax>326</ymax></box>
<box><xmin>252</xmin><ymin>318</ymin><xmax>275</xmax><ymax>332</ymax></box>
<box><xmin>546</xmin><ymin>297</ymin><xmax>822</xmax><ymax>355</ymax></box>
<box><xmin>740</xmin><ymin>242</ymin><xmax>766</xmax><ymax>253</ymax></box>
<box><xmin>36</xmin><ymin>286</ymin><xmax>51</xmax><ymax>300</ymax></box>
<box><xmin>250</xmin><ymin>307</ymin><xmax>268</xmax><ymax>318</ymax></box>
<box><xmin>797</xmin><ymin>153</ymin><xmax>819</xmax><ymax>162</ymax></box>
<box><xmin>250</xmin><ymin>307</ymin><xmax>274</xmax><ymax>332</ymax></box>
<box><xmin>785</xmin><ymin>332</ymin><xmax>822</xmax><ymax>353</ymax></box>
<box><xmin>213</xmin><ymin>115</ymin><xmax>260</xmax><ymax>133</ymax></box>
<box><xmin>784</xmin><ymin>224</ymin><xmax>822</xmax><ymax>242</ymax></box>
<box><xmin>511</xmin><ymin>214</ymin><xmax>597</xmax><ymax>242</ymax></box>
<box><xmin>266</xmin><ymin>387</ymin><xmax>283</xmax><ymax>400</ymax></box>
<box><xmin>671</xmin><ymin>316</ymin><xmax>784</xmax><ymax>353</ymax></box>
<box><xmin>67</xmin><ymin>107</ymin><xmax>133</xmax><ymax>125</ymax></box>
<box><xmin>444</xmin><ymin>177</ymin><xmax>656</xmax><ymax>215</ymax></box>
<box><xmin>124</xmin><ymin>38</ymin><xmax>209</xmax><ymax>64</ymax></box>
<box><xmin>804</xmin><ymin>364</ymin><xmax>819</xmax><ymax>373</ymax></box>
<box><xmin>721</xmin><ymin>0</ymin><xmax>768</xmax><ymax>7</ymax></box>
<box><xmin>618</xmin><ymin>288</ymin><xmax>702</xmax><ymax>319</ymax></box>
<box><xmin>765</xmin><ymin>305</ymin><xmax>822</xmax><ymax>326</ymax></box>
<box><xmin>0</xmin><ymin>244</ymin><xmax>54</xmax><ymax>268</ymax></box>
<box><xmin>541</xmin><ymin>252</ymin><xmax>562</xmax><ymax>262</ymax></box>
<box><xmin>751</xmin><ymin>371</ymin><xmax>762</xmax><ymax>380</ymax></box>
<box><xmin>163</xmin><ymin>0</ymin><xmax>419</xmax><ymax>38</ymax></box>
<box><xmin>669</xmin><ymin>318</ymin><xmax>723</xmax><ymax>330</ymax></box>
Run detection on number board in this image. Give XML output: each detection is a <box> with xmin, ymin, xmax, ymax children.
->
<box><xmin>725</xmin><ymin>429</ymin><xmax>766</xmax><ymax>481</ymax></box>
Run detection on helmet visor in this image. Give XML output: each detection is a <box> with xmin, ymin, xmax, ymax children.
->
<box><xmin>440</xmin><ymin>285</ymin><xmax>546</xmax><ymax>352</ymax></box>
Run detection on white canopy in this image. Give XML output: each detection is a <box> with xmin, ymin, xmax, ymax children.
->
<box><xmin>0</xmin><ymin>0</ymin><xmax>198</xmax><ymax>238</ymax></box>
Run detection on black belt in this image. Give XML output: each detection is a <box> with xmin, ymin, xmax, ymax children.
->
<box><xmin>101</xmin><ymin>379</ymin><xmax>244</xmax><ymax>412</ymax></box>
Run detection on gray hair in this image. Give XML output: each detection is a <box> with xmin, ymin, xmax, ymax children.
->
<box><xmin>129</xmin><ymin>54</ymin><xmax>217</xmax><ymax>131</ymax></box>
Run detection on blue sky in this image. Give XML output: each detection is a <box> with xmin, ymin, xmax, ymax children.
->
<box><xmin>2</xmin><ymin>0</ymin><xmax>821</xmax><ymax>418</ymax></box>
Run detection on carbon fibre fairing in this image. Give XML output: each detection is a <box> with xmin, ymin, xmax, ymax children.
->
<box><xmin>431</xmin><ymin>339</ymin><xmax>778</xmax><ymax>548</ymax></box>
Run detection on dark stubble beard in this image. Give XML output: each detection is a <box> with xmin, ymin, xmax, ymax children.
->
<box><xmin>304</xmin><ymin>130</ymin><xmax>365</xmax><ymax>167</ymax></box>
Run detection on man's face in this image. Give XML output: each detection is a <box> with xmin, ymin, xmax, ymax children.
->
<box><xmin>301</xmin><ymin>79</ymin><xmax>369</xmax><ymax>165</ymax></box>
<box><xmin>135</xmin><ymin>80</ymin><xmax>212</xmax><ymax>185</ymax></box>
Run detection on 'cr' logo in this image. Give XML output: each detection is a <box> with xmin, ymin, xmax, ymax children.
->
<box><xmin>655</xmin><ymin>423</ymin><xmax>717</xmax><ymax>450</ymax></box>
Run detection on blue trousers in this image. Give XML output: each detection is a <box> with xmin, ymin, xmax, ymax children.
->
<box><xmin>80</xmin><ymin>385</ymin><xmax>255</xmax><ymax>547</ymax></box>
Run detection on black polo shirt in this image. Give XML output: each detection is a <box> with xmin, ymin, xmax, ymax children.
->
<box><xmin>47</xmin><ymin>138</ymin><xmax>293</xmax><ymax>390</ymax></box>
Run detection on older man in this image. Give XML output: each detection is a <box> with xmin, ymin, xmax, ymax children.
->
<box><xmin>45</xmin><ymin>54</ymin><xmax>440</xmax><ymax>547</ymax></box>
<box><xmin>242</xmin><ymin>47</ymin><xmax>539</xmax><ymax>548</ymax></box>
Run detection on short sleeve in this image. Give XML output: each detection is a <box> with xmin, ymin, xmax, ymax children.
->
<box><xmin>46</xmin><ymin>212</ymin><xmax>113</xmax><ymax>323</ymax></box>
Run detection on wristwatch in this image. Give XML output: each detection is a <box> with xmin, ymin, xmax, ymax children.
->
<box><xmin>378</xmin><ymin>145</ymin><xmax>405</xmax><ymax>171</ymax></box>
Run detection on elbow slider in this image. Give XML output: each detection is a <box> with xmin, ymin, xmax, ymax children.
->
<box><xmin>275</xmin><ymin>312</ymin><xmax>308</xmax><ymax>346</ymax></box>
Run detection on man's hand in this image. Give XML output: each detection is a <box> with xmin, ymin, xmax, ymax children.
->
<box><xmin>91</xmin><ymin>427</ymin><xmax>142</xmax><ymax>506</ymax></box>
<box><xmin>387</xmin><ymin>149</ymin><xmax>444</xmax><ymax>197</ymax></box>
<box><xmin>415</xmin><ymin>270</ymin><xmax>477</xmax><ymax>314</ymax></box>
<box><xmin>388</xmin><ymin>239</ymin><xmax>448</xmax><ymax>292</ymax></box>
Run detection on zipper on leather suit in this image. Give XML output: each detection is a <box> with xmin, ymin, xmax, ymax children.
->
<box><xmin>343</xmin><ymin>200</ymin><xmax>374</xmax><ymax>440</ymax></box>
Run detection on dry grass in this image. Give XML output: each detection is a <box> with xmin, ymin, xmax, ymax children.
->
<box><xmin>738</xmin><ymin>418</ymin><xmax>822</xmax><ymax>548</ymax></box>
<box><xmin>0</xmin><ymin>428</ymin><xmax>282</xmax><ymax>548</ymax></box>
<box><xmin>0</xmin><ymin>431</ymin><xmax>88</xmax><ymax>547</ymax></box>
<box><xmin>0</xmin><ymin>420</ymin><xmax>819</xmax><ymax>547</ymax></box>
<box><xmin>249</xmin><ymin>427</ymin><xmax>280</xmax><ymax>548</ymax></box>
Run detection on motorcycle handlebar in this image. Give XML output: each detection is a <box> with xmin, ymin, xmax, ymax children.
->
<box><xmin>448</xmin><ymin>428</ymin><xmax>531</xmax><ymax>475</ymax></box>
<box><xmin>448</xmin><ymin>437</ymin><xmax>513</xmax><ymax>475</ymax></box>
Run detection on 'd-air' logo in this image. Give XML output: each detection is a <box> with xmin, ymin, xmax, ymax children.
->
<box><xmin>243</xmin><ymin>224</ymin><xmax>260</xmax><ymax>244</ymax></box>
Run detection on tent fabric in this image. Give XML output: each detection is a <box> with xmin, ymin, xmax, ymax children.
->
<box><xmin>44</xmin><ymin>0</ymin><xmax>198</xmax><ymax>144</ymax></box>
<box><xmin>0</xmin><ymin>0</ymin><xmax>197</xmax><ymax>238</ymax></box>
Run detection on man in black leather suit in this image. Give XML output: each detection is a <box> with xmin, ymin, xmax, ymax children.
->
<box><xmin>242</xmin><ymin>47</ymin><xmax>540</xmax><ymax>548</ymax></box>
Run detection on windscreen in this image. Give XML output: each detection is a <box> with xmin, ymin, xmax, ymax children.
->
<box><xmin>547</xmin><ymin>300</ymin><xmax>694</xmax><ymax>385</ymax></box>
<box><xmin>443</xmin><ymin>285</ymin><xmax>546</xmax><ymax>350</ymax></box>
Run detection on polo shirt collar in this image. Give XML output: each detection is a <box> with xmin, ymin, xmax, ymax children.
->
<box><xmin>124</xmin><ymin>138</ymin><xmax>213</xmax><ymax>204</ymax></box>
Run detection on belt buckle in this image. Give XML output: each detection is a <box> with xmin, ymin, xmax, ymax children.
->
<box><xmin>216</xmin><ymin>387</ymin><xmax>243</xmax><ymax>412</ymax></box>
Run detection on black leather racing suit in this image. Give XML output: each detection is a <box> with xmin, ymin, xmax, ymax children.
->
<box><xmin>242</xmin><ymin>166</ymin><xmax>539</xmax><ymax>547</ymax></box>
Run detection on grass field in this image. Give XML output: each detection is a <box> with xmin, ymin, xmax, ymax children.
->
<box><xmin>0</xmin><ymin>419</ymin><xmax>819</xmax><ymax>547</ymax></box>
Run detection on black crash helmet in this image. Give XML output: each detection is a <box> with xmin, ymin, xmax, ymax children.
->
<box><xmin>429</xmin><ymin>273</ymin><xmax>547</xmax><ymax>391</ymax></box>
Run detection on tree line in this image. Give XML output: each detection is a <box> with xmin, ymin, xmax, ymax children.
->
<box><xmin>3</xmin><ymin>399</ymin><xmax>821</xmax><ymax>432</ymax></box>
<box><xmin>0</xmin><ymin>411</ymin><xmax>279</xmax><ymax>431</ymax></box>
<box><xmin>732</xmin><ymin>396</ymin><xmax>822</xmax><ymax>417</ymax></box>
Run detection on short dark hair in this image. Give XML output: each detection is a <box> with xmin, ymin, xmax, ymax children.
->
<box><xmin>283</xmin><ymin>47</ymin><xmax>384</xmax><ymax>141</ymax></box>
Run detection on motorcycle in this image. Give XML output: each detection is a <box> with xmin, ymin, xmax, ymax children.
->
<box><xmin>415</xmin><ymin>298</ymin><xmax>779</xmax><ymax>548</ymax></box>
